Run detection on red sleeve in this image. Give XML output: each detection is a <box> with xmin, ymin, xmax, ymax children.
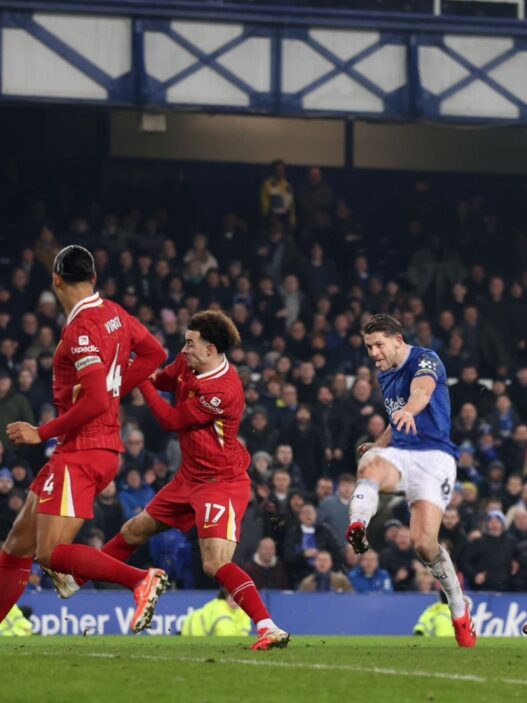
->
<box><xmin>152</xmin><ymin>355</ymin><xmax>184</xmax><ymax>393</ymax></box>
<box><xmin>140</xmin><ymin>380</ymin><xmax>226</xmax><ymax>432</ymax></box>
<box><xmin>120</xmin><ymin>320</ymin><xmax>167</xmax><ymax>398</ymax></box>
<box><xmin>66</xmin><ymin>321</ymin><xmax>105</xmax><ymax>377</ymax></box>
<box><xmin>38</xmin><ymin>366</ymin><xmax>110</xmax><ymax>441</ymax></box>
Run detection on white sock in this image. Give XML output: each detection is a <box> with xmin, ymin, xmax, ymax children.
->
<box><xmin>426</xmin><ymin>545</ymin><xmax>465</xmax><ymax>619</ymax></box>
<box><xmin>256</xmin><ymin>618</ymin><xmax>276</xmax><ymax>631</ymax></box>
<box><xmin>349</xmin><ymin>479</ymin><xmax>380</xmax><ymax>526</ymax></box>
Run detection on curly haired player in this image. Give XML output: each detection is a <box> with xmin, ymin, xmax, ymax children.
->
<box><xmin>49</xmin><ymin>310</ymin><xmax>289</xmax><ymax>650</ymax></box>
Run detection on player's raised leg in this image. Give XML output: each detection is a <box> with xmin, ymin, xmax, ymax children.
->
<box><xmin>47</xmin><ymin>509</ymin><xmax>170</xmax><ymax>598</ymax></box>
<box><xmin>0</xmin><ymin>492</ymin><xmax>38</xmax><ymax>623</ymax></box>
<box><xmin>410</xmin><ymin>500</ymin><xmax>476</xmax><ymax>648</ymax></box>
<box><xmin>37</xmin><ymin>511</ymin><xmax>168</xmax><ymax>633</ymax></box>
<box><xmin>200</xmin><ymin>537</ymin><xmax>289</xmax><ymax>651</ymax></box>
<box><xmin>346</xmin><ymin>452</ymin><xmax>400</xmax><ymax>554</ymax></box>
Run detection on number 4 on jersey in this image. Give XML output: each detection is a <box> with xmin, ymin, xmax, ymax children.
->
<box><xmin>106</xmin><ymin>344</ymin><xmax>123</xmax><ymax>398</ymax></box>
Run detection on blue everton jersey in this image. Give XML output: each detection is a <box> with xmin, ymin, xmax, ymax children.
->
<box><xmin>379</xmin><ymin>346</ymin><xmax>458</xmax><ymax>457</ymax></box>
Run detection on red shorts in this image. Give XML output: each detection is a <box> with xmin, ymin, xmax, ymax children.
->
<box><xmin>146</xmin><ymin>470</ymin><xmax>251</xmax><ymax>542</ymax></box>
<box><xmin>30</xmin><ymin>449</ymin><xmax>119</xmax><ymax>519</ymax></box>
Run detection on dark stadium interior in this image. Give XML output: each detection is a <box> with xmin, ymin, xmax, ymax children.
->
<box><xmin>1</xmin><ymin>94</ymin><xmax>527</xmax><ymax>594</ymax></box>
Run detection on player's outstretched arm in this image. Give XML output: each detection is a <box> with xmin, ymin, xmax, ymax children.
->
<box><xmin>120</xmin><ymin>330</ymin><xmax>167</xmax><ymax>398</ymax></box>
<box><xmin>9</xmin><ymin>367</ymin><xmax>110</xmax><ymax>444</ymax></box>
<box><xmin>391</xmin><ymin>376</ymin><xmax>436</xmax><ymax>434</ymax></box>
<box><xmin>139</xmin><ymin>379</ymin><xmax>217</xmax><ymax>432</ymax></box>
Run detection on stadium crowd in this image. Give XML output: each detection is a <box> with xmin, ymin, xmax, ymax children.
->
<box><xmin>0</xmin><ymin>158</ymin><xmax>527</xmax><ymax>595</ymax></box>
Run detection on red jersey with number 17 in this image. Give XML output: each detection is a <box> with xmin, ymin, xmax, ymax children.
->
<box><xmin>153</xmin><ymin>353</ymin><xmax>250</xmax><ymax>482</ymax></box>
<box><xmin>52</xmin><ymin>292</ymin><xmax>147</xmax><ymax>452</ymax></box>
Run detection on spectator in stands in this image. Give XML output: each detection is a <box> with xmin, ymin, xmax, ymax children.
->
<box><xmin>249</xmin><ymin>450</ymin><xmax>273</xmax><ymax>486</ymax></box>
<box><xmin>479</xmin><ymin>275</ymin><xmax>516</xmax><ymax>355</ymax></box>
<box><xmin>441</xmin><ymin>329</ymin><xmax>470</xmax><ymax>378</ymax></box>
<box><xmin>317</xmin><ymin>473</ymin><xmax>355</xmax><ymax>545</ymax></box>
<box><xmin>347</xmin><ymin>378</ymin><xmax>383</xmax><ymax>445</ymax></box>
<box><xmin>348</xmin><ymin>550</ymin><xmax>393</xmax><ymax>593</ymax></box>
<box><xmin>460</xmin><ymin>511</ymin><xmax>516</xmax><ymax>591</ymax></box>
<box><xmin>452</xmin><ymin>402</ymin><xmax>482</xmax><ymax>446</ymax></box>
<box><xmin>272</xmin><ymin>444</ymin><xmax>304</xmax><ymax>491</ymax></box>
<box><xmin>117</xmin><ymin>468</ymin><xmax>155</xmax><ymax>521</ymax></box>
<box><xmin>313</xmin><ymin>477</ymin><xmax>333</xmax><ymax>507</ymax></box>
<box><xmin>461</xmin><ymin>305</ymin><xmax>508</xmax><ymax>378</ymax></box>
<box><xmin>241</xmin><ymin>406</ymin><xmax>279</xmax><ymax>456</ymax></box>
<box><xmin>283</xmin><ymin>504</ymin><xmax>342</xmax><ymax>587</ymax></box>
<box><xmin>121</xmin><ymin>428</ymin><xmax>156</xmax><ymax>479</ymax></box>
<box><xmin>0</xmin><ymin>468</ymin><xmax>15</xmax><ymax>541</ymax></box>
<box><xmin>509</xmin><ymin>366</ymin><xmax>527</xmax><ymax>422</ymax></box>
<box><xmin>0</xmin><ymin>370</ymin><xmax>34</xmax><ymax>451</ymax></box>
<box><xmin>379</xmin><ymin>526</ymin><xmax>417</xmax><ymax>592</ymax></box>
<box><xmin>313</xmin><ymin>384</ymin><xmax>352</xmax><ymax>473</ymax></box>
<box><xmin>183</xmin><ymin>233</ymin><xmax>218</xmax><ymax>278</ymax></box>
<box><xmin>438</xmin><ymin>507</ymin><xmax>468</xmax><ymax>564</ymax></box>
<box><xmin>501</xmin><ymin>474</ymin><xmax>524</xmax><ymax>514</ymax></box>
<box><xmin>281</xmin><ymin>404</ymin><xmax>325</xmax><ymax>491</ymax></box>
<box><xmin>298</xmin><ymin>550</ymin><xmax>352</xmax><ymax>593</ymax></box>
<box><xmin>501</xmin><ymin>424</ymin><xmax>527</xmax><ymax>475</ymax></box>
<box><xmin>92</xmin><ymin>481</ymin><xmax>125</xmax><ymax>542</ymax></box>
<box><xmin>449</xmin><ymin>362</ymin><xmax>494</xmax><ymax>417</ymax></box>
<box><xmin>16</xmin><ymin>368</ymin><xmax>46</xmax><ymax>418</ymax></box>
<box><xmin>243</xmin><ymin>537</ymin><xmax>290</xmax><ymax>590</ymax></box>
<box><xmin>150</xmin><ymin>528</ymin><xmax>193</xmax><ymax>589</ymax></box>
<box><xmin>303</xmin><ymin>242</ymin><xmax>339</xmax><ymax>303</ymax></box>
<box><xmin>260</xmin><ymin>159</ymin><xmax>296</xmax><ymax>230</ymax></box>
<box><xmin>235</xmin><ymin>485</ymin><xmax>265</xmax><ymax>567</ymax></box>
<box><xmin>487</xmin><ymin>395</ymin><xmax>520</xmax><ymax>441</ymax></box>
<box><xmin>10</xmin><ymin>462</ymin><xmax>32</xmax><ymax>493</ymax></box>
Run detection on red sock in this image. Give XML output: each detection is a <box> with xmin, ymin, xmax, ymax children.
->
<box><xmin>50</xmin><ymin>544</ymin><xmax>146</xmax><ymax>591</ymax></box>
<box><xmin>75</xmin><ymin>534</ymin><xmax>137</xmax><ymax>588</ymax></box>
<box><xmin>215</xmin><ymin>563</ymin><xmax>271</xmax><ymax>625</ymax></box>
<box><xmin>0</xmin><ymin>552</ymin><xmax>33</xmax><ymax>623</ymax></box>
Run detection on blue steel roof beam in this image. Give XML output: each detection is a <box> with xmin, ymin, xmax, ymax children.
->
<box><xmin>147</xmin><ymin>21</ymin><xmax>264</xmax><ymax>103</ymax></box>
<box><xmin>435</xmin><ymin>40</ymin><xmax>526</xmax><ymax>114</ymax></box>
<box><xmin>3</xmin><ymin>2</ymin><xmax>527</xmax><ymax>36</ymax></box>
<box><xmin>5</xmin><ymin>12</ymin><xmax>124</xmax><ymax>98</ymax></box>
<box><xmin>282</xmin><ymin>31</ymin><xmax>389</xmax><ymax>109</ymax></box>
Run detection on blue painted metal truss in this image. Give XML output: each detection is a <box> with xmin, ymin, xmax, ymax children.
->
<box><xmin>2</xmin><ymin>1</ymin><xmax>527</xmax><ymax>122</ymax></box>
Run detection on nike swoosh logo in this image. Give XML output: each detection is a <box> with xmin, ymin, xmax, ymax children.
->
<box><xmin>203</xmin><ymin>524</ymin><xmax>217</xmax><ymax>529</ymax></box>
<box><xmin>39</xmin><ymin>497</ymin><xmax>54</xmax><ymax>504</ymax></box>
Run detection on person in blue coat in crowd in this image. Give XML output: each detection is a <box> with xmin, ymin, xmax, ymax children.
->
<box><xmin>348</xmin><ymin>549</ymin><xmax>393</xmax><ymax>593</ymax></box>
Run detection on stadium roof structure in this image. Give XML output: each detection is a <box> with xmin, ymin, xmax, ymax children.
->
<box><xmin>2</xmin><ymin>0</ymin><xmax>527</xmax><ymax>123</ymax></box>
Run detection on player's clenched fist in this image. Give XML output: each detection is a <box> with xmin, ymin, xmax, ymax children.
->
<box><xmin>6</xmin><ymin>422</ymin><xmax>42</xmax><ymax>445</ymax></box>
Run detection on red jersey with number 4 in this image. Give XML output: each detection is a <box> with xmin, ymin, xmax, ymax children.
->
<box><xmin>53</xmin><ymin>292</ymin><xmax>147</xmax><ymax>452</ymax></box>
<box><xmin>154</xmin><ymin>353</ymin><xmax>250</xmax><ymax>482</ymax></box>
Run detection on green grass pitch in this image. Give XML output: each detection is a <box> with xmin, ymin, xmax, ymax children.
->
<box><xmin>1</xmin><ymin>636</ymin><xmax>525</xmax><ymax>703</ymax></box>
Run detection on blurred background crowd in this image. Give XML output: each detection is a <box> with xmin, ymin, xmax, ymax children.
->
<box><xmin>0</xmin><ymin>156</ymin><xmax>527</xmax><ymax>596</ymax></box>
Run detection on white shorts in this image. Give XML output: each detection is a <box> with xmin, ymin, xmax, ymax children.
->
<box><xmin>359</xmin><ymin>447</ymin><xmax>456</xmax><ymax>512</ymax></box>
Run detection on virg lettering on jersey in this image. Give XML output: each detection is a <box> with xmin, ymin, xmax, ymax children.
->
<box><xmin>71</xmin><ymin>345</ymin><xmax>99</xmax><ymax>354</ymax></box>
<box><xmin>104</xmin><ymin>316</ymin><xmax>123</xmax><ymax>334</ymax></box>
<box><xmin>199</xmin><ymin>395</ymin><xmax>224</xmax><ymax>414</ymax></box>
<box><xmin>74</xmin><ymin>355</ymin><xmax>102</xmax><ymax>372</ymax></box>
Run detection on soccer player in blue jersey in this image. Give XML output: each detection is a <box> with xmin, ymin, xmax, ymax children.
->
<box><xmin>346</xmin><ymin>314</ymin><xmax>476</xmax><ymax>647</ymax></box>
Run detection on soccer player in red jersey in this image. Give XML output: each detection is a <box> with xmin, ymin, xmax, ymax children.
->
<box><xmin>0</xmin><ymin>245</ymin><xmax>169</xmax><ymax>632</ymax></box>
<box><xmin>53</xmin><ymin>311</ymin><xmax>289</xmax><ymax>650</ymax></box>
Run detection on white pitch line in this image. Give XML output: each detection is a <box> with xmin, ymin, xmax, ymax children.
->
<box><xmin>6</xmin><ymin>650</ymin><xmax>527</xmax><ymax>687</ymax></box>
